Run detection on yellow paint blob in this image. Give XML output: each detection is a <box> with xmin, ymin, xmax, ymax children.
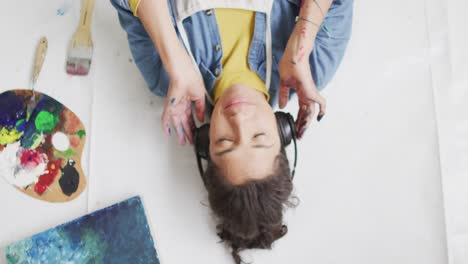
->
<box><xmin>0</xmin><ymin>127</ymin><xmax>24</xmax><ymax>145</ymax></box>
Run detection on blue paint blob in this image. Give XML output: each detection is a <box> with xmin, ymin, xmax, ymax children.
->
<box><xmin>56</xmin><ymin>9</ymin><xmax>65</xmax><ymax>16</ymax></box>
<box><xmin>0</xmin><ymin>91</ymin><xmax>26</xmax><ymax>128</ymax></box>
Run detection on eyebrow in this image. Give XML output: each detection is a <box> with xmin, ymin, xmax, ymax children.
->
<box><xmin>215</xmin><ymin>144</ymin><xmax>274</xmax><ymax>156</ymax></box>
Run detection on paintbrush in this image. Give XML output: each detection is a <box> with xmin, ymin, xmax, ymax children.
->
<box><xmin>66</xmin><ymin>0</ymin><xmax>95</xmax><ymax>76</ymax></box>
<box><xmin>27</xmin><ymin>37</ymin><xmax>48</xmax><ymax>121</ymax></box>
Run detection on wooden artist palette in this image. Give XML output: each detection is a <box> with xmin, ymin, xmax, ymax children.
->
<box><xmin>0</xmin><ymin>89</ymin><xmax>87</xmax><ymax>202</ymax></box>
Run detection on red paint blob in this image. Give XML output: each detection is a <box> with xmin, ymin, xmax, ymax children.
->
<box><xmin>20</xmin><ymin>149</ymin><xmax>46</xmax><ymax>168</ymax></box>
<box><xmin>34</xmin><ymin>183</ymin><xmax>47</xmax><ymax>195</ymax></box>
<box><xmin>34</xmin><ymin>159</ymin><xmax>62</xmax><ymax>195</ymax></box>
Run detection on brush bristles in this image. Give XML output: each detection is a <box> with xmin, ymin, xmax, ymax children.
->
<box><xmin>66</xmin><ymin>59</ymin><xmax>91</xmax><ymax>76</ymax></box>
<box><xmin>66</xmin><ymin>46</ymin><xmax>93</xmax><ymax>76</ymax></box>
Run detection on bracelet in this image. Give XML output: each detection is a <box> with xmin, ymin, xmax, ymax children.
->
<box><xmin>295</xmin><ymin>16</ymin><xmax>332</xmax><ymax>38</ymax></box>
<box><xmin>295</xmin><ymin>16</ymin><xmax>320</xmax><ymax>28</ymax></box>
<box><xmin>313</xmin><ymin>0</ymin><xmax>325</xmax><ymax>18</ymax></box>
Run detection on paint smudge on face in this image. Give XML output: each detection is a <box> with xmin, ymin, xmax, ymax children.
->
<box><xmin>59</xmin><ymin>159</ymin><xmax>80</xmax><ymax>196</ymax></box>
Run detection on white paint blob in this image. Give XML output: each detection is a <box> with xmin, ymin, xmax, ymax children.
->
<box><xmin>0</xmin><ymin>142</ymin><xmax>20</xmax><ymax>185</ymax></box>
<box><xmin>52</xmin><ymin>132</ymin><xmax>70</xmax><ymax>151</ymax></box>
<box><xmin>0</xmin><ymin>142</ymin><xmax>49</xmax><ymax>188</ymax></box>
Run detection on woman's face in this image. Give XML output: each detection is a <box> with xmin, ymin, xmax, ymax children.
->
<box><xmin>209</xmin><ymin>84</ymin><xmax>281</xmax><ymax>185</ymax></box>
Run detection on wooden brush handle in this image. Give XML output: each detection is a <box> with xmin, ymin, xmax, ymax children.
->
<box><xmin>79</xmin><ymin>0</ymin><xmax>95</xmax><ymax>30</ymax></box>
<box><xmin>32</xmin><ymin>37</ymin><xmax>48</xmax><ymax>86</ymax></box>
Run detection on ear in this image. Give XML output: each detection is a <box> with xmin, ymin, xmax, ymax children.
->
<box><xmin>194</xmin><ymin>123</ymin><xmax>210</xmax><ymax>159</ymax></box>
<box><xmin>275</xmin><ymin>111</ymin><xmax>296</xmax><ymax>147</ymax></box>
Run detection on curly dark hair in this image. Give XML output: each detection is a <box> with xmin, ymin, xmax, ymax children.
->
<box><xmin>204</xmin><ymin>149</ymin><xmax>295</xmax><ymax>264</ymax></box>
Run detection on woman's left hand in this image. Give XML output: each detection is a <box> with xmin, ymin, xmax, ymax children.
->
<box><xmin>278</xmin><ymin>40</ymin><xmax>326</xmax><ymax>140</ymax></box>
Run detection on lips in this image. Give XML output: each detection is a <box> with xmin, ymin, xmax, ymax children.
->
<box><xmin>224</xmin><ymin>96</ymin><xmax>253</xmax><ymax>109</ymax></box>
<box><xmin>224</xmin><ymin>101</ymin><xmax>250</xmax><ymax>109</ymax></box>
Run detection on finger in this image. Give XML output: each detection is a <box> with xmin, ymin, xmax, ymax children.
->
<box><xmin>168</xmin><ymin>111</ymin><xmax>186</xmax><ymax>145</ymax></box>
<box><xmin>181</xmin><ymin>116</ymin><xmax>194</xmax><ymax>144</ymax></box>
<box><xmin>194</xmin><ymin>97</ymin><xmax>206</xmax><ymax>123</ymax></box>
<box><xmin>296</xmin><ymin>104</ymin><xmax>315</xmax><ymax>139</ymax></box>
<box><xmin>173</xmin><ymin>121</ymin><xmax>187</xmax><ymax>145</ymax></box>
<box><xmin>279</xmin><ymin>82</ymin><xmax>291</xmax><ymax>109</ymax></box>
<box><xmin>314</xmin><ymin>94</ymin><xmax>327</xmax><ymax>120</ymax></box>
<box><xmin>161</xmin><ymin>108</ymin><xmax>172</xmax><ymax>138</ymax></box>
<box><xmin>161</xmin><ymin>87</ymin><xmax>180</xmax><ymax>135</ymax></box>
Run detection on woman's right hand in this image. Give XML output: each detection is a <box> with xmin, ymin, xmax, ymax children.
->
<box><xmin>161</xmin><ymin>56</ymin><xmax>206</xmax><ymax>146</ymax></box>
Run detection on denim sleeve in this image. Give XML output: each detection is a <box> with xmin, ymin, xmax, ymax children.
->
<box><xmin>310</xmin><ymin>0</ymin><xmax>353</xmax><ymax>90</ymax></box>
<box><xmin>109</xmin><ymin>0</ymin><xmax>170</xmax><ymax>97</ymax></box>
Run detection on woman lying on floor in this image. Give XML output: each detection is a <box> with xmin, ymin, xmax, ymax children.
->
<box><xmin>111</xmin><ymin>0</ymin><xmax>352</xmax><ymax>262</ymax></box>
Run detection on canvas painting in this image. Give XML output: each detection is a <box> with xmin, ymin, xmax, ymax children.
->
<box><xmin>5</xmin><ymin>196</ymin><xmax>160</xmax><ymax>264</ymax></box>
<box><xmin>0</xmin><ymin>89</ymin><xmax>87</xmax><ymax>202</ymax></box>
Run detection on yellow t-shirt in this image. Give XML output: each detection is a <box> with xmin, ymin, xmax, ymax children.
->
<box><xmin>129</xmin><ymin>3</ymin><xmax>268</xmax><ymax>101</ymax></box>
<box><xmin>213</xmin><ymin>9</ymin><xmax>269</xmax><ymax>102</ymax></box>
<box><xmin>129</xmin><ymin>0</ymin><xmax>141</xmax><ymax>16</ymax></box>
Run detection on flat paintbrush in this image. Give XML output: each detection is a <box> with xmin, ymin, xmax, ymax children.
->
<box><xmin>66</xmin><ymin>0</ymin><xmax>95</xmax><ymax>76</ymax></box>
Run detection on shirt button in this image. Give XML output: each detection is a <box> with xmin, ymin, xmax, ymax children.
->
<box><xmin>215</xmin><ymin>44</ymin><xmax>221</xmax><ymax>52</ymax></box>
<box><xmin>214</xmin><ymin>68</ymin><xmax>220</xmax><ymax>76</ymax></box>
<box><xmin>205</xmin><ymin>10</ymin><xmax>213</xmax><ymax>16</ymax></box>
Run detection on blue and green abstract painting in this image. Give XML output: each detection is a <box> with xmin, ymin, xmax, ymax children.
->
<box><xmin>6</xmin><ymin>196</ymin><xmax>159</xmax><ymax>264</ymax></box>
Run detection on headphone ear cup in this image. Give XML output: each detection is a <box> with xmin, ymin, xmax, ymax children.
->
<box><xmin>275</xmin><ymin>112</ymin><xmax>296</xmax><ymax>147</ymax></box>
<box><xmin>194</xmin><ymin>123</ymin><xmax>210</xmax><ymax>159</ymax></box>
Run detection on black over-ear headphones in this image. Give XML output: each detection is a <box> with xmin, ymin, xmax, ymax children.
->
<box><xmin>194</xmin><ymin>111</ymin><xmax>298</xmax><ymax>186</ymax></box>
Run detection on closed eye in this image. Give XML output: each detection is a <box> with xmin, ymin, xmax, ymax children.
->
<box><xmin>216</xmin><ymin>138</ymin><xmax>233</xmax><ymax>144</ymax></box>
<box><xmin>253</xmin><ymin>133</ymin><xmax>266</xmax><ymax>139</ymax></box>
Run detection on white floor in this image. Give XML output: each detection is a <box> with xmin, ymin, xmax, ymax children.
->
<box><xmin>0</xmin><ymin>0</ymin><xmax>466</xmax><ymax>263</ymax></box>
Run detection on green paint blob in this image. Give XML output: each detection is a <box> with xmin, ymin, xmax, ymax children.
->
<box><xmin>29</xmin><ymin>133</ymin><xmax>44</xmax><ymax>149</ymax></box>
<box><xmin>20</xmin><ymin>132</ymin><xmax>42</xmax><ymax>149</ymax></box>
<box><xmin>76</xmin><ymin>130</ymin><xmax>86</xmax><ymax>139</ymax></box>
<box><xmin>15</xmin><ymin>119</ymin><xmax>25</xmax><ymax>127</ymax></box>
<box><xmin>54</xmin><ymin>149</ymin><xmax>77</xmax><ymax>158</ymax></box>
<box><xmin>35</xmin><ymin>111</ymin><xmax>59</xmax><ymax>133</ymax></box>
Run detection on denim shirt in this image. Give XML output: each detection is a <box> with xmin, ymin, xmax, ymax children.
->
<box><xmin>111</xmin><ymin>0</ymin><xmax>353</xmax><ymax>107</ymax></box>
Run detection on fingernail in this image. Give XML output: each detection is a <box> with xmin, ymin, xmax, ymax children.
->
<box><xmin>302</xmin><ymin>105</ymin><xmax>307</xmax><ymax>111</ymax></box>
<box><xmin>317</xmin><ymin>114</ymin><xmax>324</xmax><ymax>122</ymax></box>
